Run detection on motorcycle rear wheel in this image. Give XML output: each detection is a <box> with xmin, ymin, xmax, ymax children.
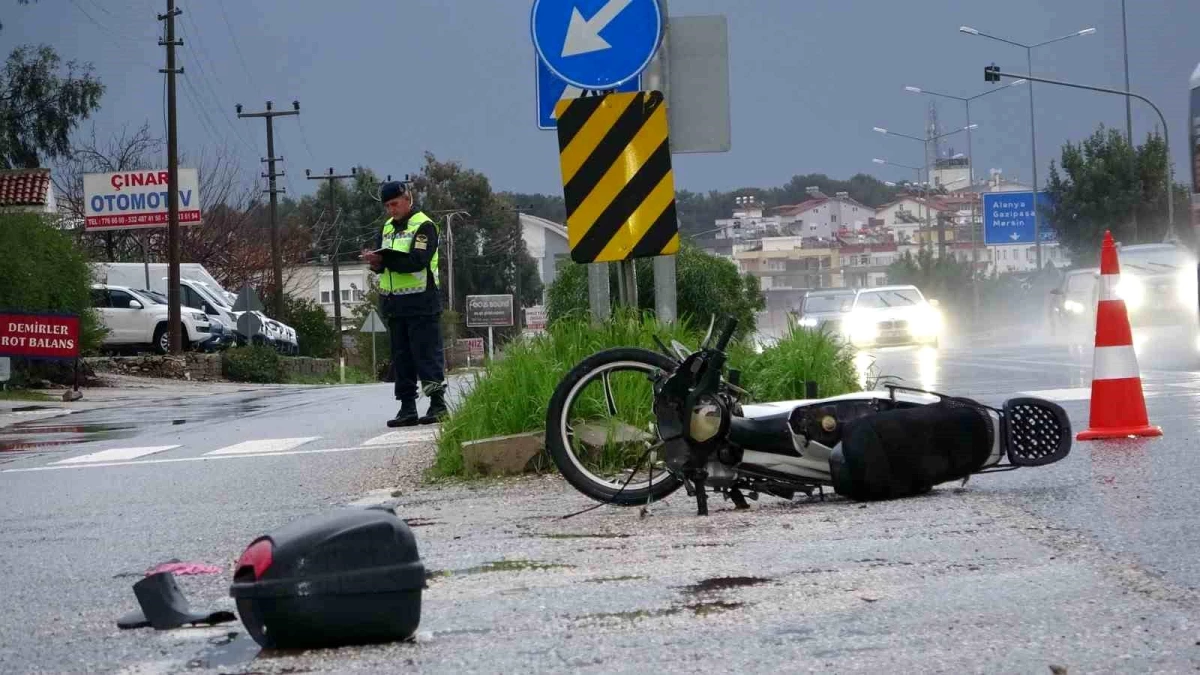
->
<box><xmin>545</xmin><ymin>347</ymin><xmax>684</xmax><ymax>505</ymax></box>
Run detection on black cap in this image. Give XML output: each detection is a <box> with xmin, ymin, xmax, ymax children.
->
<box><xmin>379</xmin><ymin>180</ymin><xmax>407</xmax><ymax>203</ymax></box>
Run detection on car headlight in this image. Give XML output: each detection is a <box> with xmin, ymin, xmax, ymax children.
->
<box><xmin>798</xmin><ymin>316</ymin><xmax>818</xmax><ymax>328</ymax></box>
<box><xmin>1063</xmin><ymin>300</ymin><xmax>1085</xmax><ymax>314</ymax></box>
<box><xmin>1116</xmin><ymin>276</ymin><xmax>1145</xmax><ymax>310</ymax></box>
<box><xmin>912</xmin><ymin>307</ymin><xmax>943</xmax><ymax>337</ymax></box>
<box><xmin>843</xmin><ymin>312</ymin><xmax>878</xmax><ymax>342</ymax></box>
<box><xmin>190</xmin><ymin>312</ymin><xmax>207</xmax><ymax>322</ymax></box>
<box><xmin>1177</xmin><ymin>265</ymin><xmax>1198</xmax><ymax>308</ymax></box>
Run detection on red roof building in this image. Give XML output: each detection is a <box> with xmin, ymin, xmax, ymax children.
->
<box><xmin>0</xmin><ymin>168</ymin><xmax>56</xmax><ymax>212</ymax></box>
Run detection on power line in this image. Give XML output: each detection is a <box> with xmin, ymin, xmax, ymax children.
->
<box><xmin>216</xmin><ymin>0</ymin><xmax>259</xmax><ymax>92</ymax></box>
<box><xmin>296</xmin><ymin>117</ymin><xmax>318</xmax><ymax>163</ymax></box>
<box><xmin>177</xmin><ymin>11</ymin><xmax>258</xmax><ymax>154</ymax></box>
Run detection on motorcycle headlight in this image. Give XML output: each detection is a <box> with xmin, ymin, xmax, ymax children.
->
<box><xmin>688</xmin><ymin>395</ymin><xmax>727</xmax><ymax>444</ymax></box>
<box><xmin>1116</xmin><ymin>276</ymin><xmax>1145</xmax><ymax>310</ymax></box>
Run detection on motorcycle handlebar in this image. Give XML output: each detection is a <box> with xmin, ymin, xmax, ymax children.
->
<box><xmin>714</xmin><ymin>317</ymin><xmax>737</xmax><ymax>352</ymax></box>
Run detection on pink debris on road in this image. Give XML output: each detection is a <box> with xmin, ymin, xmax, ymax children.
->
<box><xmin>145</xmin><ymin>562</ymin><xmax>224</xmax><ymax>576</ymax></box>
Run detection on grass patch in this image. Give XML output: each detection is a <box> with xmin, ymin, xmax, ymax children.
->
<box><xmin>0</xmin><ymin>389</ymin><xmax>54</xmax><ymax>402</ymax></box>
<box><xmin>739</xmin><ymin>323</ymin><xmax>861</xmax><ymax>401</ymax></box>
<box><xmin>432</xmin><ymin>310</ymin><xmax>863</xmax><ymax>479</ymax></box>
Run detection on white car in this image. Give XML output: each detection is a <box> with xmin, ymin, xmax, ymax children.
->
<box><xmin>841</xmin><ymin>285</ymin><xmax>944</xmax><ymax>349</ymax></box>
<box><xmin>90</xmin><ymin>284</ymin><xmax>212</xmax><ymax>354</ymax></box>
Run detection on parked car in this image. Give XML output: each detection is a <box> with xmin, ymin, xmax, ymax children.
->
<box><xmin>841</xmin><ymin>285</ymin><xmax>943</xmax><ymax>349</ymax></box>
<box><xmin>138</xmin><ymin>289</ymin><xmax>235</xmax><ymax>352</ymax></box>
<box><xmin>90</xmin><ymin>284</ymin><xmax>211</xmax><ymax>354</ymax></box>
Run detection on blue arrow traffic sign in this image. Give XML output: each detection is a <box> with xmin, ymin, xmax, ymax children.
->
<box><xmin>535</xmin><ymin>54</ymin><xmax>640</xmax><ymax>130</ymax></box>
<box><xmin>531</xmin><ymin>0</ymin><xmax>663</xmax><ymax>90</ymax></box>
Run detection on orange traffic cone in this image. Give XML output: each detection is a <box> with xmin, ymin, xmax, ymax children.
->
<box><xmin>1076</xmin><ymin>231</ymin><xmax>1163</xmax><ymax>440</ymax></box>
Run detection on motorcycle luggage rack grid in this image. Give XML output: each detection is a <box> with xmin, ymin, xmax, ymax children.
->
<box><xmin>1001</xmin><ymin>397</ymin><xmax>1072</xmax><ymax>467</ymax></box>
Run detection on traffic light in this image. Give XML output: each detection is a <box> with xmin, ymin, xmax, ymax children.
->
<box><xmin>984</xmin><ymin>64</ymin><xmax>1001</xmax><ymax>83</ymax></box>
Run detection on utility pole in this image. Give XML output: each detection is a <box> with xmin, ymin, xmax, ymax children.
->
<box><xmin>305</xmin><ymin>167</ymin><xmax>357</xmax><ymax>358</ymax></box>
<box><xmin>237</xmin><ymin>100</ymin><xmax>300</xmax><ymax>318</ymax></box>
<box><xmin>158</xmin><ymin>0</ymin><xmax>183</xmax><ymax>354</ymax></box>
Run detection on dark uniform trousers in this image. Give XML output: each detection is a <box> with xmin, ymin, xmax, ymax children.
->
<box><xmin>383</xmin><ymin>296</ymin><xmax>446</xmax><ymax>402</ymax></box>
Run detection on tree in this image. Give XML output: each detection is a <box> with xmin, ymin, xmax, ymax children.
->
<box><xmin>1044</xmin><ymin>124</ymin><xmax>1192</xmax><ymax>260</ymax></box>
<box><xmin>886</xmin><ymin>248</ymin><xmax>972</xmax><ymax>310</ymax></box>
<box><xmin>0</xmin><ymin>44</ymin><xmax>104</xmax><ymax>168</ymax></box>
<box><xmin>546</xmin><ymin>242</ymin><xmax>765</xmax><ymax>338</ymax></box>
<box><xmin>53</xmin><ymin>121</ymin><xmax>163</xmax><ymax>261</ymax></box>
<box><xmin>407</xmin><ymin>153</ymin><xmax>543</xmax><ymax>313</ymax></box>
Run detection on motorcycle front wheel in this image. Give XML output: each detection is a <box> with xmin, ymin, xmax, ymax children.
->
<box><xmin>545</xmin><ymin>347</ymin><xmax>684</xmax><ymax>505</ymax></box>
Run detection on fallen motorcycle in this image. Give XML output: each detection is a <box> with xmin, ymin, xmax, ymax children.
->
<box><xmin>545</xmin><ymin>316</ymin><xmax>1072</xmax><ymax>516</ymax></box>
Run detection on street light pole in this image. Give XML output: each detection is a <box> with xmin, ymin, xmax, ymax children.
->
<box><xmin>1121</xmin><ymin>0</ymin><xmax>1138</xmax><ymax>242</ymax></box>
<box><xmin>904</xmin><ymin>79</ymin><xmax>1027</xmax><ymax>312</ymax></box>
<box><xmin>436</xmin><ymin>210</ymin><xmax>470</xmax><ymax>314</ymax></box>
<box><xmin>873</xmin><ymin>158</ymin><xmax>925</xmax><ymax>244</ymax></box>
<box><xmin>875</xmin><ymin>124</ymin><xmax>977</xmax><ymax>255</ymax></box>
<box><xmin>985</xmin><ymin>67</ymin><xmax>1175</xmax><ymax>240</ymax></box>
<box><xmin>960</xmin><ymin>24</ymin><xmax>1096</xmax><ymax>271</ymax></box>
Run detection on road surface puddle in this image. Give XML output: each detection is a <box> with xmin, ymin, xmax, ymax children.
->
<box><xmin>573</xmin><ymin>600</ymin><xmax>747</xmax><ymax>624</ymax></box>
<box><xmin>684</xmin><ymin>576</ymin><xmax>773</xmax><ymax>594</ymax></box>
<box><xmin>189</xmin><ymin>631</ymin><xmax>328</xmax><ymax>670</ymax></box>
<box><xmin>426</xmin><ymin>559</ymin><xmax>576</xmax><ymax>578</ymax></box>
<box><xmin>0</xmin><ymin>423</ymin><xmax>138</xmax><ymax>452</ymax></box>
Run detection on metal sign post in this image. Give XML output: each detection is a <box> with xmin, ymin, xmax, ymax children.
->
<box><xmin>360</xmin><ymin>309</ymin><xmax>389</xmax><ymax>380</ymax></box>
<box><xmin>465</xmin><ymin>294</ymin><xmax>514</xmax><ymax>362</ymax></box>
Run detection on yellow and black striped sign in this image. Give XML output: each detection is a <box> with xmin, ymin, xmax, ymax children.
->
<box><xmin>554</xmin><ymin>90</ymin><xmax>679</xmax><ymax>264</ymax></box>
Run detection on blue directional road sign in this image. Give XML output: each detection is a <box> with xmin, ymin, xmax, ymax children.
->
<box><xmin>535</xmin><ymin>55</ymin><xmax>640</xmax><ymax>130</ymax></box>
<box><xmin>531</xmin><ymin>0</ymin><xmax>663</xmax><ymax>90</ymax></box>
<box><xmin>983</xmin><ymin>191</ymin><xmax>1056</xmax><ymax>245</ymax></box>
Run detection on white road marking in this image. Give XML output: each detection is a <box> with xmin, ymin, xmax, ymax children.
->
<box><xmin>1019</xmin><ymin>386</ymin><xmax>1169</xmax><ymax>402</ymax></box>
<box><xmin>1019</xmin><ymin>388</ymin><xmax>1093</xmax><ymax>402</ymax></box>
<box><xmin>205</xmin><ymin>437</ymin><xmax>319</xmax><ymax>456</ymax></box>
<box><xmin>362</xmin><ymin>427</ymin><xmax>439</xmax><ymax>447</ymax></box>
<box><xmin>2</xmin><ymin>445</ymin><xmax>373</xmax><ymax>473</ymax></box>
<box><xmin>53</xmin><ymin>445</ymin><xmax>179</xmax><ymax>465</ymax></box>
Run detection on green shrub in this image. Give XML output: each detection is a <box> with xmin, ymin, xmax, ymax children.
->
<box><xmin>546</xmin><ymin>242</ymin><xmax>765</xmax><ymax>340</ymax></box>
<box><xmin>0</xmin><ymin>212</ymin><xmax>105</xmax><ymax>387</ymax></box>
<box><xmin>282</xmin><ymin>295</ymin><xmax>338</xmax><ymax>358</ymax></box>
<box><xmin>223</xmin><ymin>345</ymin><xmax>282</xmax><ymax>383</ymax></box>
<box><xmin>433</xmin><ymin>309</ymin><xmax>708</xmax><ymax>478</ymax></box>
<box><xmin>432</xmin><ymin>308</ymin><xmax>863</xmax><ymax>478</ymax></box>
<box><xmin>738</xmin><ymin>324</ymin><xmax>861</xmax><ymax>401</ymax></box>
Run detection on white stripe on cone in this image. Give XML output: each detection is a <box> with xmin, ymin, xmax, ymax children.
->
<box><xmin>1093</xmin><ymin>345</ymin><xmax>1141</xmax><ymax>380</ymax></box>
<box><xmin>1099</xmin><ymin>274</ymin><xmax>1120</xmax><ymax>302</ymax></box>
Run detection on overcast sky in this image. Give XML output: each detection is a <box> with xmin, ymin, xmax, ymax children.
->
<box><xmin>9</xmin><ymin>0</ymin><xmax>1200</xmax><ymax>200</ymax></box>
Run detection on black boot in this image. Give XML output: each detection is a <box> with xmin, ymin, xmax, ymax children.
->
<box><xmin>419</xmin><ymin>391</ymin><xmax>448</xmax><ymax>425</ymax></box>
<box><xmin>387</xmin><ymin>399</ymin><xmax>419</xmax><ymax>428</ymax></box>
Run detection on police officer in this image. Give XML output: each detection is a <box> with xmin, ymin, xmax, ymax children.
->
<box><xmin>360</xmin><ymin>180</ymin><xmax>447</xmax><ymax>427</ymax></box>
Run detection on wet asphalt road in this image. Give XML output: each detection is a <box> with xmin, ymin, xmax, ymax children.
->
<box><xmin>0</xmin><ymin>329</ymin><xmax>1198</xmax><ymax>673</ymax></box>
